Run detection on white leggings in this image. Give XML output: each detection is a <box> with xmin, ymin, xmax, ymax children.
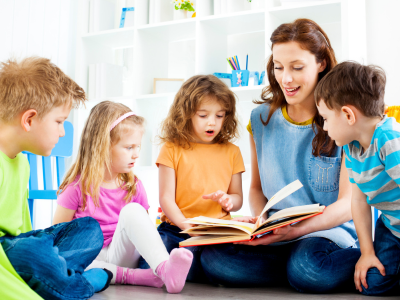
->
<box><xmin>86</xmin><ymin>203</ymin><xmax>170</xmax><ymax>283</ymax></box>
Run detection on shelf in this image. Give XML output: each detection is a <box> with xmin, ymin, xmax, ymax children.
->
<box><xmin>73</xmin><ymin>0</ymin><xmax>367</xmax><ymax>224</ymax></box>
<box><xmin>232</xmin><ymin>85</ymin><xmax>266</xmax><ymax>103</ymax></box>
<box><xmin>231</xmin><ymin>85</ymin><xmax>266</xmax><ymax>93</ymax></box>
<box><xmin>137</xmin><ymin>18</ymin><xmax>196</xmax><ymax>42</ymax></box>
<box><xmin>134</xmin><ymin>85</ymin><xmax>266</xmax><ymax>102</ymax></box>
<box><xmin>82</xmin><ymin>27</ymin><xmax>135</xmax><ymax>48</ymax></box>
<box><xmin>200</xmin><ymin>10</ymin><xmax>265</xmax><ymax>35</ymax></box>
<box><xmin>136</xmin><ymin>93</ymin><xmax>175</xmax><ymax>100</ymax></box>
<box><xmin>269</xmin><ymin>0</ymin><xmax>341</xmax><ymax>24</ymax></box>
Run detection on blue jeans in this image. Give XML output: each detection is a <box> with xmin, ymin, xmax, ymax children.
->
<box><xmin>0</xmin><ymin>217</ymin><xmax>104</xmax><ymax>300</ymax></box>
<box><xmin>361</xmin><ymin>216</ymin><xmax>400</xmax><ymax>296</ymax></box>
<box><xmin>138</xmin><ymin>222</ymin><xmax>209</xmax><ymax>283</ymax></box>
<box><xmin>201</xmin><ymin>237</ymin><xmax>361</xmax><ymax>293</ymax></box>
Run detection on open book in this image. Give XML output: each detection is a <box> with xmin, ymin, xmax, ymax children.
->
<box><xmin>179</xmin><ymin>180</ymin><xmax>325</xmax><ymax>247</ymax></box>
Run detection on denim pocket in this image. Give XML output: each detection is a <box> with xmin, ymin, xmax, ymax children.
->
<box><xmin>308</xmin><ymin>155</ymin><xmax>341</xmax><ymax>192</ymax></box>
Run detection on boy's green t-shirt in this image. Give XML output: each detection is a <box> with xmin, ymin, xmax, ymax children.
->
<box><xmin>0</xmin><ymin>150</ymin><xmax>42</xmax><ymax>299</ymax></box>
<box><xmin>0</xmin><ymin>245</ymin><xmax>43</xmax><ymax>300</ymax></box>
<box><xmin>0</xmin><ymin>150</ymin><xmax>32</xmax><ymax>238</ymax></box>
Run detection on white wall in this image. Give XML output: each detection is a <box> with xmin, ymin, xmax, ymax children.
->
<box><xmin>0</xmin><ymin>0</ymin><xmax>79</xmax><ymax>229</ymax></box>
<box><xmin>366</xmin><ymin>0</ymin><xmax>400</xmax><ymax>106</ymax></box>
<box><xmin>0</xmin><ymin>0</ymin><xmax>78</xmax><ymax>79</ymax></box>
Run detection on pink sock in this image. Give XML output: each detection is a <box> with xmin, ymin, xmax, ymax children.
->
<box><xmin>155</xmin><ymin>248</ymin><xmax>193</xmax><ymax>294</ymax></box>
<box><xmin>115</xmin><ymin>267</ymin><xmax>164</xmax><ymax>288</ymax></box>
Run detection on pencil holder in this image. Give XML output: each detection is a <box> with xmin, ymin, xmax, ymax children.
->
<box><xmin>249</xmin><ymin>71</ymin><xmax>266</xmax><ymax>86</ymax></box>
<box><xmin>213</xmin><ymin>70</ymin><xmax>265</xmax><ymax>87</ymax></box>
<box><xmin>231</xmin><ymin>70</ymin><xmax>249</xmax><ymax>87</ymax></box>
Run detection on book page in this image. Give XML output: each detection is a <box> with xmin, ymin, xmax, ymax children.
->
<box><xmin>181</xmin><ymin>227</ymin><xmax>251</xmax><ymax>236</ymax></box>
<box><xmin>179</xmin><ymin>234</ymin><xmax>251</xmax><ymax>247</ymax></box>
<box><xmin>263</xmin><ymin>204</ymin><xmax>323</xmax><ymax>224</ymax></box>
<box><xmin>255</xmin><ymin>180</ymin><xmax>303</xmax><ymax>228</ymax></box>
<box><xmin>183</xmin><ymin>216</ymin><xmax>255</xmax><ymax>234</ymax></box>
<box><xmin>252</xmin><ymin>210</ymin><xmax>324</xmax><ymax>236</ymax></box>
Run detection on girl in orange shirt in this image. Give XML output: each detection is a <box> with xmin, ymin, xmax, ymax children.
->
<box><xmin>139</xmin><ymin>75</ymin><xmax>245</xmax><ymax>283</ymax></box>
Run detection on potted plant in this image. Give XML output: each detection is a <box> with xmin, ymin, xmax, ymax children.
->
<box><xmin>172</xmin><ymin>0</ymin><xmax>195</xmax><ymax>20</ymax></box>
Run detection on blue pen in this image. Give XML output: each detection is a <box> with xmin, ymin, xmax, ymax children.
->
<box><xmin>235</xmin><ymin>55</ymin><xmax>241</xmax><ymax>70</ymax></box>
<box><xmin>246</xmin><ymin>54</ymin><xmax>248</xmax><ymax>70</ymax></box>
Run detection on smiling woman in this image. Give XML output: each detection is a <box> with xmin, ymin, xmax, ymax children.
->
<box><xmin>200</xmin><ymin>19</ymin><xmax>361</xmax><ymax>293</ymax></box>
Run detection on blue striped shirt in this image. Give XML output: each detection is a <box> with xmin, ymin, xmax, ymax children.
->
<box><xmin>343</xmin><ymin>116</ymin><xmax>400</xmax><ymax>238</ymax></box>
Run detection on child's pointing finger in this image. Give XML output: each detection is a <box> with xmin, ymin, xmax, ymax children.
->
<box><xmin>202</xmin><ymin>191</ymin><xmax>223</xmax><ymax>201</ymax></box>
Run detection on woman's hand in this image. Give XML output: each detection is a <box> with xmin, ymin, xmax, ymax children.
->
<box><xmin>354</xmin><ymin>253</ymin><xmax>385</xmax><ymax>292</ymax></box>
<box><xmin>234</xmin><ymin>224</ymin><xmax>298</xmax><ymax>246</ymax></box>
<box><xmin>203</xmin><ymin>190</ymin><xmax>234</xmax><ymax>212</ymax></box>
<box><xmin>231</xmin><ymin>216</ymin><xmax>258</xmax><ymax>223</ymax></box>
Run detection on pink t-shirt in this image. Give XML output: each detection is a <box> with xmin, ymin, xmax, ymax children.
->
<box><xmin>57</xmin><ymin>179</ymin><xmax>150</xmax><ymax>248</ymax></box>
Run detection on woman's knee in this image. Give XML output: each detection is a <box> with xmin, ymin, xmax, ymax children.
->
<box><xmin>287</xmin><ymin>245</ymin><xmax>338</xmax><ymax>293</ymax></box>
<box><xmin>287</xmin><ymin>251</ymin><xmax>324</xmax><ymax>292</ymax></box>
<box><xmin>201</xmin><ymin>245</ymin><xmax>249</xmax><ymax>287</ymax></box>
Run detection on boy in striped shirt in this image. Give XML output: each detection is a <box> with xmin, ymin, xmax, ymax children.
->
<box><xmin>315</xmin><ymin>61</ymin><xmax>400</xmax><ymax>296</ymax></box>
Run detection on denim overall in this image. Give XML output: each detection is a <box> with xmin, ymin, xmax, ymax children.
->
<box><xmin>250</xmin><ymin>103</ymin><xmax>357</xmax><ymax>248</ymax></box>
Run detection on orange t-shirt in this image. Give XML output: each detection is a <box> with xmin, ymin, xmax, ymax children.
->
<box><xmin>156</xmin><ymin>142</ymin><xmax>245</xmax><ymax>224</ymax></box>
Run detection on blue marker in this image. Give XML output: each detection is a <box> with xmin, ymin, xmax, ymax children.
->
<box><xmin>235</xmin><ymin>55</ymin><xmax>241</xmax><ymax>70</ymax></box>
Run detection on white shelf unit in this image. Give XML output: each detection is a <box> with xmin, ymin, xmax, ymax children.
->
<box><xmin>74</xmin><ymin>0</ymin><xmax>367</xmax><ymax>220</ymax></box>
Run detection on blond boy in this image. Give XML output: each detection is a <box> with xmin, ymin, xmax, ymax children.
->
<box><xmin>0</xmin><ymin>57</ymin><xmax>112</xmax><ymax>299</ymax></box>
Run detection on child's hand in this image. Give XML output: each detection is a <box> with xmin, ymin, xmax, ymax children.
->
<box><xmin>179</xmin><ymin>221</ymin><xmax>194</xmax><ymax>231</ymax></box>
<box><xmin>202</xmin><ymin>191</ymin><xmax>233</xmax><ymax>212</ymax></box>
<box><xmin>179</xmin><ymin>220</ymin><xmax>201</xmax><ymax>237</ymax></box>
<box><xmin>354</xmin><ymin>253</ymin><xmax>386</xmax><ymax>292</ymax></box>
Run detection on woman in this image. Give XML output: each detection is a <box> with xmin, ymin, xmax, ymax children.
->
<box><xmin>200</xmin><ymin>19</ymin><xmax>361</xmax><ymax>293</ymax></box>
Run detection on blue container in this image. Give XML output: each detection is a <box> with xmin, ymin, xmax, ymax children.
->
<box><xmin>231</xmin><ymin>70</ymin><xmax>250</xmax><ymax>87</ymax></box>
<box><xmin>213</xmin><ymin>70</ymin><xmax>265</xmax><ymax>87</ymax></box>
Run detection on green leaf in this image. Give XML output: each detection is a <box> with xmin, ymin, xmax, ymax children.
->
<box><xmin>176</xmin><ymin>1</ymin><xmax>195</xmax><ymax>11</ymax></box>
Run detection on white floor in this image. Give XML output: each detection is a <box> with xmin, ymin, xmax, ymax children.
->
<box><xmin>91</xmin><ymin>283</ymin><xmax>399</xmax><ymax>300</ymax></box>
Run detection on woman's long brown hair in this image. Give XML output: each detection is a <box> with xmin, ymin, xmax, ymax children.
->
<box><xmin>255</xmin><ymin>18</ymin><xmax>337</xmax><ymax>156</ymax></box>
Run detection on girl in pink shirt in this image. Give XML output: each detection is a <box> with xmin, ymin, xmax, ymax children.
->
<box><xmin>53</xmin><ymin>101</ymin><xmax>192</xmax><ymax>294</ymax></box>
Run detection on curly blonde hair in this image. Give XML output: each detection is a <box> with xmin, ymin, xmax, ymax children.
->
<box><xmin>58</xmin><ymin>101</ymin><xmax>145</xmax><ymax>211</ymax></box>
<box><xmin>159</xmin><ymin>75</ymin><xmax>239</xmax><ymax>148</ymax></box>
